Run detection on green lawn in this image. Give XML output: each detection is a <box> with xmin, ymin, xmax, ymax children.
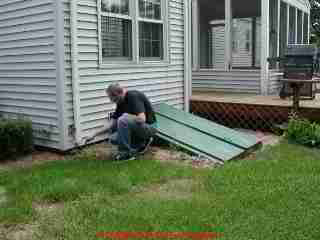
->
<box><xmin>1</xmin><ymin>141</ymin><xmax>320</xmax><ymax>240</ymax></box>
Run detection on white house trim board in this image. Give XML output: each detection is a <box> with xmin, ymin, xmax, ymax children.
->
<box><xmin>287</xmin><ymin>3</ymin><xmax>290</xmax><ymax>45</ymax></box>
<box><xmin>54</xmin><ymin>0</ymin><xmax>67</xmax><ymax>150</ymax></box>
<box><xmin>277</xmin><ymin>0</ymin><xmax>281</xmax><ymax>58</ymax></box>
<box><xmin>295</xmin><ymin>8</ymin><xmax>298</xmax><ymax>43</ymax></box>
<box><xmin>225</xmin><ymin>0</ymin><xmax>232</xmax><ymax>71</ymax></box>
<box><xmin>97</xmin><ymin>0</ymin><xmax>103</xmax><ymax>66</ymax></box>
<box><xmin>302</xmin><ymin>11</ymin><xmax>304</xmax><ymax>43</ymax></box>
<box><xmin>261</xmin><ymin>0</ymin><xmax>269</xmax><ymax>95</ymax></box>
<box><xmin>70</xmin><ymin>0</ymin><xmax>82</xmax><ymax>145</ymax></box>
<box><xmin>192</xmin><ymin>0</ymin><xmax>199</xmax><ymax>70</ymax></box>
<box><xmin>308</xmin><ymin>12</ymin><xmax>310</xmax><ymax>44</ymax></box>
<box><xmin>184</xmin><ymin>0</ymin><xmax>191</xmax><ymax>111</ymax></box>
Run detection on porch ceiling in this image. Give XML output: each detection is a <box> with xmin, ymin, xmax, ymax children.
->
<box><xmin>199</xmin><ymin>0</ymin><xmax>261</xmax><ymax>20</ymax></box>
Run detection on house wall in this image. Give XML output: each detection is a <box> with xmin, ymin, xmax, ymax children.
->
<box><xmin>192</xmin><ymin>70</ymin><xmax>261</xmax><ymax>94</ymax></box>
<box><xmin>0</xmin><ymin>0</ymin><xmax>62</xmax><ymax>149</ymax></box>
<box><xmin>63</xmin><ymin>0</ymin><xmax>186</xmax><ymax>148</ymax></box>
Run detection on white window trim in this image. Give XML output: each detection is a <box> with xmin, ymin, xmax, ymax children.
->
<box><xmin>97</xmin><ymin>0</ymin><xmax>169</xmax><ymax>68</ymax></box>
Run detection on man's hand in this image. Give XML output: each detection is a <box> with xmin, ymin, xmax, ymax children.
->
<box><xmin>136</xmin><ymin>113</ymin><xmax>146</xmax><ymax>123</ymax></box>
<box><xmin>105</xmin><ymin>126</ymin><xmax>113</xmax><ymax>134</ymax></box>
<box><xmin>125</xmin><ymin>113</ymin><xmax>145</xmax><ymax>123</ymax></box>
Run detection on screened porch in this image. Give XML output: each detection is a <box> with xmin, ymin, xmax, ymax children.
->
<box><xmin>191</xmin><ymin>0</ymin><xmax>310</xmax><ymax>95</ymax></box>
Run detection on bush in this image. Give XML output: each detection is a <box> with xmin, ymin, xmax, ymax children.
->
<box><xmin>0</xmin><ymin>117</ymin><xmax>33</xmax><ymax>160</ymax></box>
<box><xmin>286</xmin><ymin>115</ymin><xmax>320</xmax><ymax>147</ymax></box>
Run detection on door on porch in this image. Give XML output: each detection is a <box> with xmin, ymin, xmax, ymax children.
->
<box><xmin>192</xmin><ymin>0</ymin><xmax>262</xmax><ymax>71</ymax></box>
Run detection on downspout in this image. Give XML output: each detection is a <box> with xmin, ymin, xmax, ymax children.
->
<box><xmin>184</xmin><ymin>0</ymin><xmax>191</xmax><ymax>112</ymax></box>
<box><xmin>70</xmin><ymin>0</ymin><xmax>82</xmax><ymax>145</ymax></box>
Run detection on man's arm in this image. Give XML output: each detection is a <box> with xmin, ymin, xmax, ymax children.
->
<box><xmin>127</xmin><ymin>93</ymin><xmax>146</xmax><ymax>123</ymax></box>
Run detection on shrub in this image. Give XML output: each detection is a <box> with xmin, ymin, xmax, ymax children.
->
<box><xmin>0</xmin><ymin>117</ymin><xmax>33</xmax><ymax>160</ymax></box>
<box><xmin>286</xmin><ymin>115</ymin><xmax>320</xmax><ymax>147</ymax></box>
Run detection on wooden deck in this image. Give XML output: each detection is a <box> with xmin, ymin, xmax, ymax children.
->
<box><xmin>191</xmin><ymin>92</ymin><xmax>320</xmax><ymax>109</ymax></box>
<box><xmin>190</xmin><ymin>92</ymin><xmax>320</xmax><ymax>131</ymax></box>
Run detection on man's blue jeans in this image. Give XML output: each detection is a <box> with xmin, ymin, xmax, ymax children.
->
<box><xmin>109</xmin><ymin>113</ymin><xmax>157</xmax><ymax>153</ymax></box>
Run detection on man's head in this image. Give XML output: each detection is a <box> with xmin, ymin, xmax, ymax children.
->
<box><xmin>106</xmin><ymin>83</ymin><xmax>125</xmax><ymax>104</ymax></box>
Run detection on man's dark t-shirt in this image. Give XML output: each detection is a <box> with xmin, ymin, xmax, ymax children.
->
<box><xmin>112</xmin><ymin>90</ymin><xmax>156</xmax><ymax>124</ymax></box>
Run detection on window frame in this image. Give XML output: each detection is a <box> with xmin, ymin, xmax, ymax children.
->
<box><xmin>245</xmin><ymin>29</ymin><xmax>251</xmax><ymax>53</ymax></box>
<box><xmin>138</xmin><ymin>0</ymin><xmax>165</xmax><ymax>61</ymax></box>
<box><xmin>98</xmin><ymin>0</ymin><xmax>169</xmax><ymax>67</ymax></box>
<box><xmin>232</xmin><ymin>22</ymin><xmax>238</xmax><ymax>54</ymax></box>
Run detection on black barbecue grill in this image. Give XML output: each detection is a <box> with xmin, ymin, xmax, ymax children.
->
<box><xmin>268</xmin><ymin>44</ymin><xmax>320</xmax><ymax>99</ymax></box>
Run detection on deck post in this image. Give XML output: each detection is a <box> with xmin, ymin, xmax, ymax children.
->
<box><xmin>261</xmin><ymin>0</ymin><xmax>270</xmax><ymax>95</ymax></box>
<box><xmin>225</xmin><ymin>0</ymin><xmax>232</xmax><ymax>71</ymax></box>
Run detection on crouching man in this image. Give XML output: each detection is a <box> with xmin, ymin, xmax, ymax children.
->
<box><xmin>86</xmin><ymin>83</ymin><xmax>157</xmax><ymax>161</ymax></box>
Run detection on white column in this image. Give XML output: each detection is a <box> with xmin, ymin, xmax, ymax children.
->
<box><xmin>184</xmin><ymin>0</ymin><xmax>192</xmax><ymax>111</ymax></box>
<box><xmin>261</xmin><ymin>0</ymin><xmax>270</xmax><ymax>95</ymax></box>
<box><xmin>192</xmin><ymin>0</ymin><xmax>199</xmax><ymax>70</ymax></box>
<box><xmin>302</xmin><ymin>12</ymin><xmax>304</xmax><ymax>44</ymax></box>
<box><xmin>287</xmin><ymin>4</ymin><xmax>289</xmax><ymax>45</ymax></box>
<box><xmin>308</xmin><ymin>13</ymin><xmax>310</xmax><ymax>44</ymax></box>
<box><xmin>225</xmin><ymin>0</ymin><xmax>232</xmax><ymax>71</ymax></box>
<box><xmin>295</xmin><ymin>8</ymin><xmax>298</xmax><ymax>44</ymax></box>
<box><xmin>277</xmin><ymin>0</ymin><xmax>280</xmax><ymax>57</ymax></box>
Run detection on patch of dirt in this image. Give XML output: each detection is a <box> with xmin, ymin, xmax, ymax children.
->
<box><xmin>1</xmin><ymin>224</ymin><xmax>39</xmax><ymax>240</ymax></box>
<box><xmin>1</xmin><ymin>202</ymin><xmax>65</xmax><ymax>240</ymax></box>
<box><xmin>150</xmin><ymin>147</ymin><xmax>220</xmax><ymax>168</ymax></box>
<box><xmin>151</xmin><ymin>130</ymin><xmax>282</xmax><ymax>167</ymax></box>
<box><xmin>82</xmin><ymin>142</ymin><xmax>116</xmax><ymax>160</ymax></box>
<box><xmin>137</xmin><ymin>179</ymin><xmax>198</xmax><ymax>200</ymax></box>
<box><xmin>33</xmin><ymin>202</ymin><xmax>65</xmax><ymax>217</ymax></box>
<box><xmin>0</xmin><ymin>142</ymin><xmax>116</xmax><ymax>170</ymax></box>
<box><xmin>235</xmin><ymin>129</ymin><xmax>282</xmax><ymax>149</ymax></box>
<box><xmin>0</xmin><ymin>151</ymin><xmax>65</xmax><ymax>171</ymax></box>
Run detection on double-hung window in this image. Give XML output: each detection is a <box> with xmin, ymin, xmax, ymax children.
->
<box><xmin>99</xmin><ymin>0</ymin><xmax>165</xmax><ymax>64</ymax></box>
<box><xmin>138</xmin><ymin>0</ymin><xmax>164</xmax><ymax>60</ymax></box>
<box><xmin>101</xmin><ymin>0</ymin><xmax>132</xmax><ymax>61</ymax></box>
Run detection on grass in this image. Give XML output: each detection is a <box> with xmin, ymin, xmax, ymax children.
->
<box><xmin>1</xmin><ymin>141</ymin><xmax>320</xmax><ymax>239</ymax></box>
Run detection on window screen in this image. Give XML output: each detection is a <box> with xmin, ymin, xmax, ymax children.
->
<box><xmin>139</xmin><ymin>22</ymin><xmax>163</xmax><ymax>59</ymax></box>
<box><xmin>139</xmin><ymin>0</ymin><xmax>161</xmax><ymax>20</ymax></box>
<box><xmin>101</xmin><ymin>16</ymin><xmax>132</xmax><ymax>60</ymax></box>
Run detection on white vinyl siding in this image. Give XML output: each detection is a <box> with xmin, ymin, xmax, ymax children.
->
<box><xmin>269</xmin><ymin>70</ymin><xmax>283</xmax><ymax>95</ymax></box>
<box><xmin>63</xmin><ymin>0</ymin><xmax>185</xmax><ymax>146</ymax></box>
<box><xmin>211</xmin><ymin>26</ymin><xmax>225</xmax><ymax>69</ymax></box>
<box><xmin>192</xmin><ymin>70</ymin><xmax>261</xmax><ymax>94</ymax></box>
<box><xmin>0</xmin><ymin>0</ymin><xmax>60</xmax><ymax>149</ymax></box>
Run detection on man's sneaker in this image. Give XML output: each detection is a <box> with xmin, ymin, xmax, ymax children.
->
<box><xmin>138</xmin><ymin>137</ymin><xmax>153</xmax><ymax>154</ymax></box>
<box><xmin>114</xmin><ymin>151</ymin><xmax>136</xmax><ymax>162</ymax></box>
